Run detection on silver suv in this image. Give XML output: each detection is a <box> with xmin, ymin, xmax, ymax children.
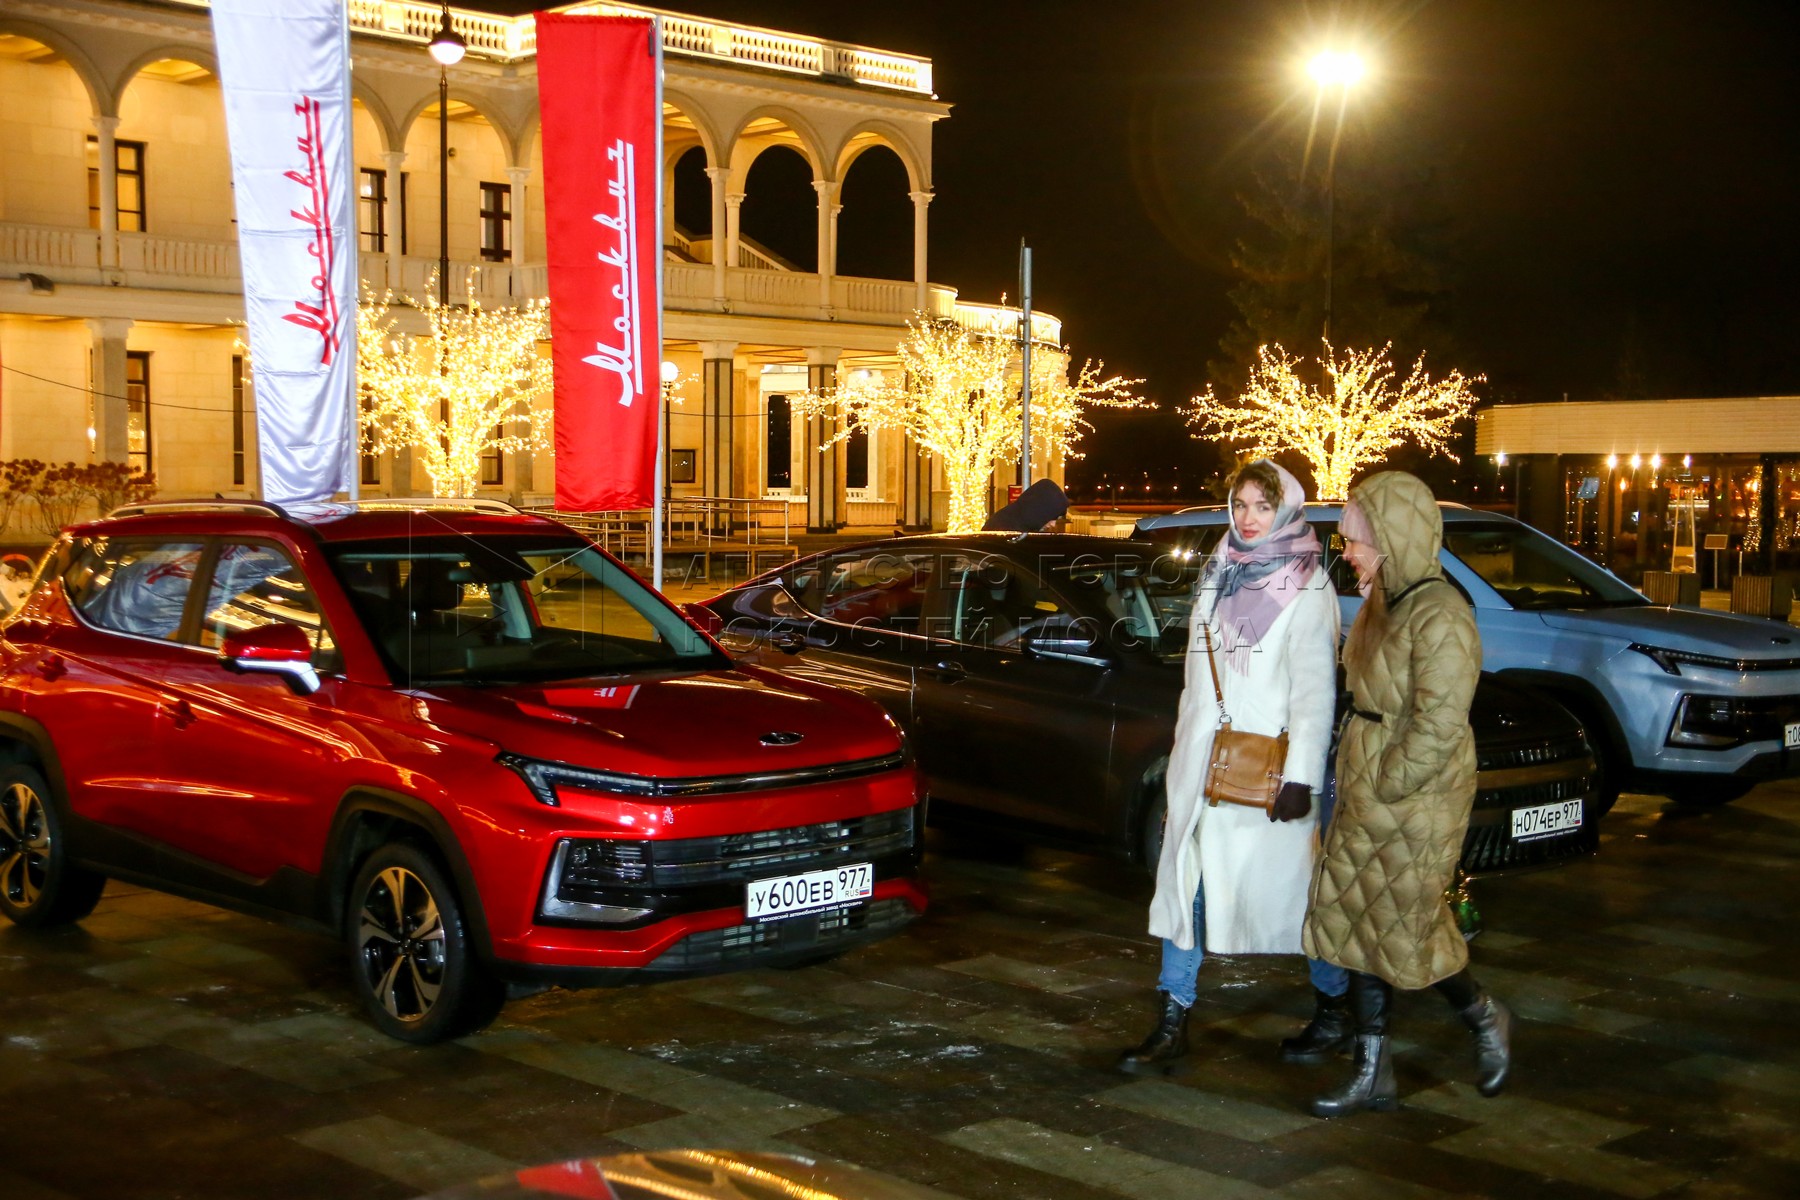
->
<box><xmin>1135</xmin><ymin>504</ymin><xmax>1800</xmax><ymax>812</ymax></box>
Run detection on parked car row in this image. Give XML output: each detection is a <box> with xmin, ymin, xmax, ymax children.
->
<box><xmin>696</xmin><ymin>532</ymin><xmax>1599</xmax><ymax>878</ymax></box>
<box><xmin>1134</xmin><ymin>503</ymin><xmax>1800</xmax><ymax>812</ymax></box>
<box><xmin>3</xmin><ymin>497</ymin><xmax>1788</xmax><ymax>1043</ymax></box>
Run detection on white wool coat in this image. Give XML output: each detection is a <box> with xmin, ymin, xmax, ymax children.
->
<box><xmin>1148</xmin><ymin>567</ymin><xmax>1339</xmax><ymax>953</ymax></box>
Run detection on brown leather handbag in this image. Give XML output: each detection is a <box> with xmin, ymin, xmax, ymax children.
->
<box><xmin>1200</xmin><ymin>624</ymin><xmax>1287</xmax><ymax>812</ymax></box>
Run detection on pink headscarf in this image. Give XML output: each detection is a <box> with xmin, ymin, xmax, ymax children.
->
<box><xmin>1206</xmin><ymin>461</ymin><xmax>1322</xmax><ymax>672</ymax></box>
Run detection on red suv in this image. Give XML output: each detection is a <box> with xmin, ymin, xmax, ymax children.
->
<box><xmin>0</xmin><ymin>499</ymin><xmax>925</xmax><ymax>1042</ymax></box>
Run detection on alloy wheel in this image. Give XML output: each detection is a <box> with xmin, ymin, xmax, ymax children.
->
<box><xmin>0</xmin><ymin>781</ymin><xmax>49</xmax><ymax>911</ymax></box>
<box><xmin>356</xmin><ymin>865</ymin><xmax>447</xmax><ymax>1025</ymax></box>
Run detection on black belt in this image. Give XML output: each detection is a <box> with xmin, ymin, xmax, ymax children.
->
<box><xmin>1349</xmin><ymin>700</ymin><xmax>1384</xmax><ymax>725</ymax></box>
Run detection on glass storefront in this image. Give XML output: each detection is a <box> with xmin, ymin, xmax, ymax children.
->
<box><xmin>1558</xmin><ymin>455</ymin><xmax>1800</xmax><ymax>586</ymax></box>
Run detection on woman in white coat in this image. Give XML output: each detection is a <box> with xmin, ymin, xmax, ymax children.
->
<box><xmin>1117</xmin><ymin>459</ymin><xmax>1339</xmax><ymax>1075</ymax></box>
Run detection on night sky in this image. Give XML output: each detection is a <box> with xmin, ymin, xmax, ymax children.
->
<box><xmin>482</xmin><ymin>1</ymin><xmax>1800</xmax><ymax>487</ymax></box>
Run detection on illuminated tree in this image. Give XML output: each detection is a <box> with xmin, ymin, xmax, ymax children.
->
<box><xmin>1185</xmin><ymin>341</ymin><xmax>1479</xmax><ymax>501</ymax></box>
<box><xmin>795</xmin><ymin>317</ymin><xmax>1143</xmax><ymax>533</ymax></box>
<box><xmin>356</xmin><ymin>284</ymin><xmax>553</xmax><ymax>498</ymax></box>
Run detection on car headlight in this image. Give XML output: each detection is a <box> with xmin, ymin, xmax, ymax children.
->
<box><xmin>498</xmin><ymin>753</ymin><xmax>657</xmax><ymax>807</ymax></box>
<box><xmin>1628</xmin><ymin>643</ymin><xmax>1754</xmax><ymax>676</ymax></box>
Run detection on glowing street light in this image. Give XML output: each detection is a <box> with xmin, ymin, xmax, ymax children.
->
<box><xmin>1307</xmin><ymin>49</ymin><xmax>1367</xmax><ymax>342</ymax></box>
<box><xmin>426</xmin><ymin>4</ymin><xmax>466</xmax><ymax>307</ymax></box>
<box><xmin>1309</xmin><ymin>51</ymin><xmax>1365</xmax><ymax>88</ymax></box>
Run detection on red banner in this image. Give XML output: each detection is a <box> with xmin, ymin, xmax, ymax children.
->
<box><xmin>537</xmin><ymin>13</ymin><xmax>662</xmax><ymax>511</ymax></box>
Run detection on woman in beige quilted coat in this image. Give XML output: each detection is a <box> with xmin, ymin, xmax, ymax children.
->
<box><xmin>1302</xmin><ymin>470</ymin><xmax>1514</xmax><ymax>1117</ymax></box>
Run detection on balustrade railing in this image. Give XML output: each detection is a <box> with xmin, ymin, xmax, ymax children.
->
<box><xmin>0</xmin><ymin>223</ymin><xmax>101</xmax><ymax>272</ymax></box>
<box><xmin>3</xmin><ymin>220</ymin><xmax>1053</xmax><ymax>343</ymax></box>
<box><xmin>116</xmin><ymin>232</ymin><xmax>238</xmax><ymax>279</ymax></box>
<box><xmin>163</xmin><ymin>1</ymin><xmax>932</xmax><ymax>92</ymax></box>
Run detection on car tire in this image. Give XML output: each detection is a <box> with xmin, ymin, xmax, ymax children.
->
<box><xmin>0</xmin><ymin>764</ymin><xmax>106</xmax><ymax>928</ymax></box>
<box><xmin>1666</xmin><ymin>781</ymin><xmax>1754</xmax><ymax>808</ymax></box>
<box><xmin>1138</xmin><ymin>784</ymin><xmax>1167</xmax><ymax>874</ymax></box>
<box><xmin>347</xmin><ymin>842</ymin><xmax>504</xmax><ymax>1044</ymax></box>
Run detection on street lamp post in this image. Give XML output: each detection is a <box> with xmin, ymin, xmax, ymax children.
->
<box><xmin>428</xmin><ymin>6</ymin><xmax>466</xmax><ymax>308</ymax></box>
<box><xmin>1309</xmin><ymin>51</ymin><xmax>1363</xmax><ymax>344</ymax></box>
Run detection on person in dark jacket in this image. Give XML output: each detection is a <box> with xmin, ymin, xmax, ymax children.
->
<box><xmin>1302</xmin><ymin>471</ymin><xmax>1514</xmax><ymax>1117</ymax></box>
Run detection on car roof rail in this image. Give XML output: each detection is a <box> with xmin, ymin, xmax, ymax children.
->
<box><xmin>107</xmin><ymin>498</ymin><xmax>291</xmax><ymax>520</ymax></box>
<box><xmin>345</xmin><ymin>497</ymin><xmax>523</xmax><ymax>516</ymax></box>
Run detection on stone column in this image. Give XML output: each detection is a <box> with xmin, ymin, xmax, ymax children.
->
<box><xmin>909</xmin><ymin>189</ymin><xmax>933</xmax><ymax>314</ymax></box>
<box><xmin>505</xmin><ymin>165</ymin><xmax>531</xmax><ymax>266</ymax></box>
<box><xmin>805</xmin><ymin>346</ymin><xmax>842</xmax><ymax>533</ymax></box>
<box><xmin>724</xmin><ymin>189</ymin><xmax>745</xmax><ymax>273</ymax></box>
<box><xmin>812</xmin><ymin>178</ymin><xmax>837</xmax><ymax>312</ymax></box>
<box><xmin>700</xmin><ymin>340</ymin><xmax>738</xmax><ymax>503</ymax></box>
<box><xmin>93</xmin><ymin>116</ymin><xmax>120</xmax><ymax>269</ymax></box>
<box><xmin>705</xmin><ymin>165</ymin><xmax>729</xmax><ymax>305</ymax></box>
<box><xmin>87</xmin><ymin>318</ymin><xmax>133</xmax><ymax>464</ymax></box>
<box><xmin>381</xmin><ymin>150</ymin><xmax>407</xmax><ymax>286</ymax></box>
<box><xmin>901</xmin><ymin>435</ymin><xmax>935</xmax><ymax>531</ymax></box>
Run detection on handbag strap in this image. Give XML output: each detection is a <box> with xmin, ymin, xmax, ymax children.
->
<box><xmin>1200</xmin><ymin>622</ymin><xmax>1230</xmax><ymax>725</ymax></box>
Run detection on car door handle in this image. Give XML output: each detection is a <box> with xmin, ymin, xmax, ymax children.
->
<box><xmin>159</xmin><ymin>696</ymin><xmax>196</xmax><ymax>728</ymax></box>
<box><xmin>921</xmin><ymin>660</ymin><xmax>966</xmax><ymax>682</ymax></box>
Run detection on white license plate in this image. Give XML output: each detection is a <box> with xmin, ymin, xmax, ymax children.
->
<box><xmin>745</xmin><ymin>862</ymin><xmax>873</xmax><ymax>922</ymax></box>
<box><xmin>1786</xmin><ymin>721</ymin><xmax>1800</xmax><ymax>749</ymax></box>
<box><xmin>1511</xmin><ymin>799</ymin><xmax>1584</xmax><ymax>842</ymax></box>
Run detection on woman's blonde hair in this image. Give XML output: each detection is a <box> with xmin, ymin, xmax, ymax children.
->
<box><xmin>1227</xmin><ymin>460</ymin><xmax>1284</xmax><ymax>508</ymax></box>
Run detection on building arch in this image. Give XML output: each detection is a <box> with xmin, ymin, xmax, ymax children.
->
<box><xmin>835</xmin><ymin>142</ymin><xmax>913</xmax><ymax>282</ymax></box>
<box><xmin>111</xmin><ymin>44</ymin><xmax>219</xmax><ymax>103</ymax></box>
<box><xmin>349</xmin><ymin>77</ymin><xmax>401</xmax><ymax>155</ymax></box>
<box><xmin>661</xmin><ymin>88</ymin><xmax>722</xmax><ymax>169</ymax></box>
<box><xmin>398</xmin><ymin>89</ymin><xmax>521</xmax><ymax>166</ymax></box>
<box><xmin>0</xmin><ymin>19</ymin><xmax>111</xmax><ymax>116</ymax></box>
<box><xmin>725</xmin><ymin>105</ymin><xmax>827</xmax><ymax>181</ymax></box>
<box><xmin>832</xmin><ymin>120</ymin><xmax>926</xmax><ymax>193</ymax></box>
<box><xmin>737</xmin><ymin>143</ymin><xmax>818</xmax><ymax>271</ymax></box>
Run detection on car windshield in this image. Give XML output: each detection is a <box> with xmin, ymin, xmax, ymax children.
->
<box><xmin>1444</xmin><ymin>523</ymin><xmax>1647</xmax><ymax>610</ymax></box>
<box><xmin>328</xmin><ymin>535</ymin><xmax>723</xmax><ymax>686</ymax></box>
<box><xmin>1051</xmin><ymin>553</ymin><xmax>1201</xmax><ymax>658</ymax></box>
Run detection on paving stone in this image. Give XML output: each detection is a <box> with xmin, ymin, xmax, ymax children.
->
<box><xmin>1666</xmin><ymin>1054</ymin><xmax>1800</xmax><ymax>1099</ymax></box>
<box><xmin>1097</xmin><ymin>1079</ymin><xmax>1316</xmax><ymax>1141</ymax></box>
<box><xmin>942</xmin><ymin>1117</ymin><xmax>1273</xmax><ymax>1199</ymax></box>
<box><xmin>291</xmin><ymin>1114</ymin><xmax>519</xmax><ymax>1193</ymax></box>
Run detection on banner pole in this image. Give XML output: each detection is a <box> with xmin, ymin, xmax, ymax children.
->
<box><xmin>651</xmin><ymin>17</ymin><xmax>666</xmax><ymax>591</ymax></box>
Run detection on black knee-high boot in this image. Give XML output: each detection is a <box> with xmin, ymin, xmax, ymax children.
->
<box><xmin>1437</xmin><ymin>969</ymin><xmax>1512</xmax><ymax>1097</ymax></box>
<box><xmin>1280</xmin><ymin>987</ymin><xmax>1353</xmax><ymax>1064</ymax></box>
<box><xmin>1310</xmin><ymin>972</ymin><xmax>1397</xmax><ymax>1117</ymax></box>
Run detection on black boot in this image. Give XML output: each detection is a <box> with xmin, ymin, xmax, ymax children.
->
<box><xmin>1115</xmin><ymin>991</ymin><xmax>1191</xmax><ymax>1076</ymax></box>
<box><xmin>1458</xmin><ymin>991</ymin><xmax>1513</xmax><ymax>1097</ymax></box>
<box><xmin>1310</xmin><ymin>973</ymin><xmax>1397</xmax><ymax>1118</ymax></box>
<box><xmin>1280</xmin><ymin>987</ymin><xmax>1353</xmax><ymax>1064</ymax></box>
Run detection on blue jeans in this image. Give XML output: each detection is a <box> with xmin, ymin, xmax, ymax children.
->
<box><xmin>1157</xmin><ymin>771</ymin><xmax>1348</xmax><ymax>1008</ymax></box>
<box><xmin>1309</xmin><ymin>770</ymin><xmax>1348</xmax><ymax>996</ymax></box>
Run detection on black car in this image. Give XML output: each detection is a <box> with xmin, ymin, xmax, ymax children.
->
<box><xmin>698</xmin><ymin>533</ymin><xmax>1599</xmax><ymax>877</ymax></box>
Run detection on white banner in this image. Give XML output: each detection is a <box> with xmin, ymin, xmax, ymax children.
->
<box><xmin>211</xmin><ymin>0</ymin><xmax>357</xmax><ymax>504</ymax></box>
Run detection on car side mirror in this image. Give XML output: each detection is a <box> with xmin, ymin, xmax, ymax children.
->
<box><xmin>1024</xmin><ymin>618</ymin><xmax>1108</xmax><ymax>666</ymax></box>
<box><xmin>219</xmin><ymin>623</ymin><xmax>321</xmax><ymax>694</ymax></box>
<box><xmin>681</xmin><ymin>602</ymin><xmax>724</xmax><ymax>637</ymax></box>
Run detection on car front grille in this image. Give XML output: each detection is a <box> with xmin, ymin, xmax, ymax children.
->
<box><xmin>643</xmin><ymin>897</ymin><xmax>916</xmax><ymax>972</ymax></box>
<box><xmin>560</xmin><ymin>807</ymin><xmax>916</xmax><ymax>892</ymax></box>
<box><xmin>1477</xmin><ymin>734</ymin><xmax>1589</xmax><ymax>773</ymax></box>
<box><xmin>1461</xmin><ymin>807</ymin><xmax>1599</xmax><ymax>875</ymax></box>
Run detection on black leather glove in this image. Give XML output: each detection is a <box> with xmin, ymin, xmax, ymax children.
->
<box><xmin>1269</xmin><ymin>781</ymin><xmax>1311</xmax><ymax>823</ymax></box>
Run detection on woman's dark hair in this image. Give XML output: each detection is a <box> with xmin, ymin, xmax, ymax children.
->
<box><xmin>1227</xmin><ymin>460</ymin><xmax>1284</xmax><ymax>508</ymax></box>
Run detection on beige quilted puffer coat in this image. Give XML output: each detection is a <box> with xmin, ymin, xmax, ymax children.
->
<box><xmin>1303</xmin><ymin>471</ymin><xmax>1480</xmax><ymax>989</ymax></box>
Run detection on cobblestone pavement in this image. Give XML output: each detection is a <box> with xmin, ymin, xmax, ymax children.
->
<box><xmin>2</xmin><ymin>782</ymin><xmax>1797</xmax><ymax>1200</ymax></box>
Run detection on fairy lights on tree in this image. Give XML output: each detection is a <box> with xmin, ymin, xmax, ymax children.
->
<box><xmin>1185</xmin><ymin>341</ymin><xmax>1479</xmax><ymax>500</ymax></box>
<box><xmin>795</xmin><ymin>317</ymin><xmax>1143</xmax><ymax>533</ymax></box>
<box><xmin>356</xmin><ymin>283</ymin><xmax>553</xmax><ymax>498</ymax></box>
